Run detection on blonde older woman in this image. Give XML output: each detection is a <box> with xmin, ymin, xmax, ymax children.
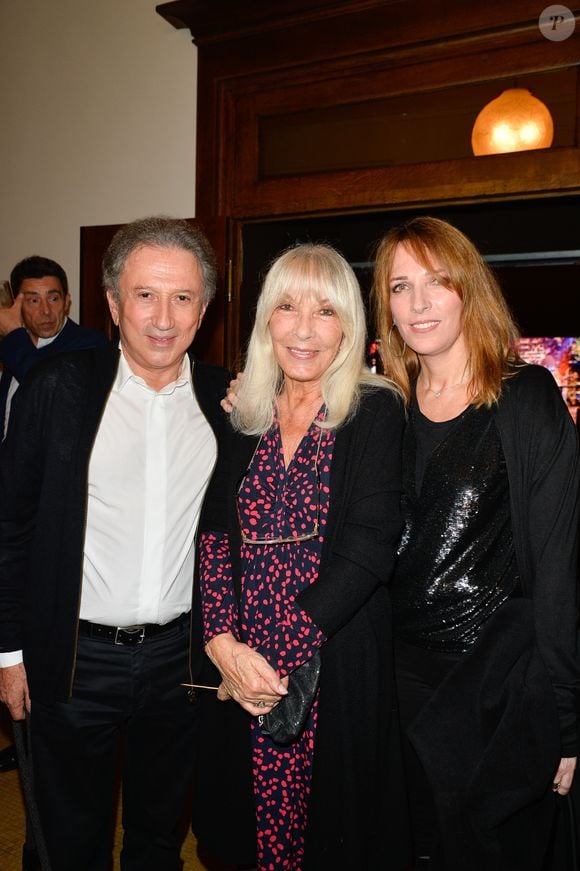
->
<box><xmin>190</xmin><ymin>243</ymin><xmax>408</xmax><ymax>871</ymax></box>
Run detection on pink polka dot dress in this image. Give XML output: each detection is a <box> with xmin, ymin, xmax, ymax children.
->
<box><xmin>200</xmin><ymin>409</ymin><xmax>334</xmax><ymax>870</ymax></box>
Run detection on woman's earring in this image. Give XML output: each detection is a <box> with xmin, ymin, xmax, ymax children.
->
<box><xmin>388</xmin><ymin>324</ymin><xmax>407</xmax><ymax>359</ymax></box>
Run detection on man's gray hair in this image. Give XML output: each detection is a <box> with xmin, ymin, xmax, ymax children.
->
<box><xmin>102</xmin><ymin>216</ymin><xmax>217</xmax><ymax>306</ymax></box>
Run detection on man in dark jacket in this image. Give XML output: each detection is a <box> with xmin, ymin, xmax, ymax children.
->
<box><xmin>0</xmin><ymin>217</ymin><xmax>229</xmax><ymax>871</ymax></box>
<box><xmin>0</xmin><ymin>254</ymin><xmax>107</xmax><ymax>439</ymax></box>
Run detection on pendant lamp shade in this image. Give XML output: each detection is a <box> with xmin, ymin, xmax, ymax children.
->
<box><xmin>471</xmin><ymin>88</ymin><xmax>554</xmax><ymax>156</ymax></box>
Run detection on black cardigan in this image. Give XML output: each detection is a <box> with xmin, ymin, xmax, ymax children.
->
<box><xmin>493</xmin><ymin>364</ymin><xmax>579</xmax><ymax>752</ymax></box>
<box><xmin>0</xmin><ymin>344</ymin><xmax>230</xmax><ymax>703</ymax></box>
<box><xmin>191</xmin><ymin>386</ymin><xmax>411</xmax><ymax>870</ymax></box>
<box><xmin>409</xmin><ymin>364</ymin><xmax>580</xmax><ymax>870</ymax></box>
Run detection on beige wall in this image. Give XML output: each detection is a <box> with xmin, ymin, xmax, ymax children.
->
<box><xmin>0</xmin><ymin>0</ymin><xmax>197</xmax><ymax>320</ymax></box>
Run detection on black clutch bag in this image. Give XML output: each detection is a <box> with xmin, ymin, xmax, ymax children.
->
<box><xmin>259</xmin><ymin>652</ymin><xmax>321</xmax><ymax>745</ymax></box>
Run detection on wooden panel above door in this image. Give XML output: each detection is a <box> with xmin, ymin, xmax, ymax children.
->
<box><xmin>157</xmin><ymin>0</ymin><xmax>580</xmax><ymax>222</ymax></box>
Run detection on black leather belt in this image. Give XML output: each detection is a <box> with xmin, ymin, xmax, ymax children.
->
<box><xmin>78</xmin><ymin>612</ymin><xmax>189</xmax><ymax>645</ymax></box>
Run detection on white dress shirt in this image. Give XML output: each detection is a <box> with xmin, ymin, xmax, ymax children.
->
<box><xmin>81</xmin><ymin>351</ymin><xmax>216</xmax><ymax>626</ymax></box>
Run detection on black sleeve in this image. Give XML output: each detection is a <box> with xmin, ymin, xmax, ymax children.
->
<box><xmin>500</xmin><ymin>366</ymin><xmax>580</xmax><ymax>754</ymax></box>
<box><xmin>0</xmin><ymin>371</ymin><xmax>49</xmax><ymax>652</ymax></box>
<box><xmin>297</xmin><ymin>390</ymin><xmax>404</xmax><ymax>638</ymax></box>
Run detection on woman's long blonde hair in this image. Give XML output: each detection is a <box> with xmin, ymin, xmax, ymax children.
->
<box><xmin>372</xmin><ymin>216</ymin><xmax>520</xmax><ymax>407</ymax></box>
<box><xmin>232</xmin><ymin>243</ymin><xmax>395</xmax><ymax>435</ymax></box>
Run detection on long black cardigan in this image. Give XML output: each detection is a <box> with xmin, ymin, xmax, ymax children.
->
<box><xmin>409</xmin><ymin>364</ymin><xmax>580</xmax><ymax>870</ymax></box>
<box><xmin>191</xmin><ymin>387</ymin><xmax>411</xmax><ymax>870</ymax></box>
<box><xmin>0</xmin><ymin>344</ymin><xmax>230</xmax><ymax>703</ymax></box>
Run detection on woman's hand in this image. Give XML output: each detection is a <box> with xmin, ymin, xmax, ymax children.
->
<box><xmin>206</xmin><ymin>631</ymin><xmax>288</xmax><ymax>716</ymax></box>
<box><xmin>552</xmin><ymin>756</ymin><xmax>576</xmax><ymax>796</ymax></box>
<box><xmin>220</xmin><ymin>373</ymin><xmax>243</xmax><ymax>414</ymax></box>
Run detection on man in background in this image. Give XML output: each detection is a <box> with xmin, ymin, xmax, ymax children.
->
<box><xmin>0</xmin><ymin>217</ymin><xmax>229</xmax><ymax>870</ymax></box>
<box><xmin>0</xmin><ymin>255</ymin><xmax>107</xmax><ymax>440</ymax></box>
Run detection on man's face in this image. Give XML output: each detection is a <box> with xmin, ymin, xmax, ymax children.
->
<box><xmin>106</xmin><ymin>245</ymin><xmax>208</xmax><ymax>391</ymax></box>
<box><xmin>20</xmin><ymin>276</ymin><xmax>70</xmax><ymax>342</ymax></box>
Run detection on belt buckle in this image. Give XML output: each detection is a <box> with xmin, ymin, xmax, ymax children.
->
<box><xmin>114</xmin><ymin>625</ymin><xmax>145</xmax><ymax>645</ymax></box>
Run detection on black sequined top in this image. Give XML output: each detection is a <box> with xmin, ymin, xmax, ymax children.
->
<box><xmin>391</xmin><ymin>401</ymin><xmax>520</xmax><ymax>653</ymax></box>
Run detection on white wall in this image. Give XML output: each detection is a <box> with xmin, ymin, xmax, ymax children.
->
<box><xmin>0</xmin><ymin>0</ymin><xmax>197</xmax><ymax>319</ymax></box>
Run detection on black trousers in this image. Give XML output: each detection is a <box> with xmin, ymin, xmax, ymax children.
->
<box><xmin>29</xmin><ymin>618</ymin><xmax>197</xmax><ymax>871</ymax></box>
<box><xmin>395</xmin><ymin>640</ymin><xmax>461</xmax><ymax>866</ymax></box>
<box><xmin>396</xmin><ymin>639</ymin><xmax>565</xmax><ymax>871</ymax></box>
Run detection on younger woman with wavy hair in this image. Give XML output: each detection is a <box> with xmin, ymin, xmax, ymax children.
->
<box><xmin>372</xmin><ymin>216</ymin><xmax>579</xmax><ymax>871</ymax></box>
<box><xmin>374</xmin><ymin>216</ymin><xmax>520</xmax><ymax>407</ymax></box>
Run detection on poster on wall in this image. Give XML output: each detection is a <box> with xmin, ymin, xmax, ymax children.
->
<box><xmin>515</xmin><ymin>337</ymin><xmax>580</xmax><ymax>423</ymax></box>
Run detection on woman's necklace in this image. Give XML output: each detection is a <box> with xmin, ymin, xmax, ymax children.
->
<box><xmin>419</xmin><ymin>375</ymin><xmax>468</xmax><ymax>398</ymax></box>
